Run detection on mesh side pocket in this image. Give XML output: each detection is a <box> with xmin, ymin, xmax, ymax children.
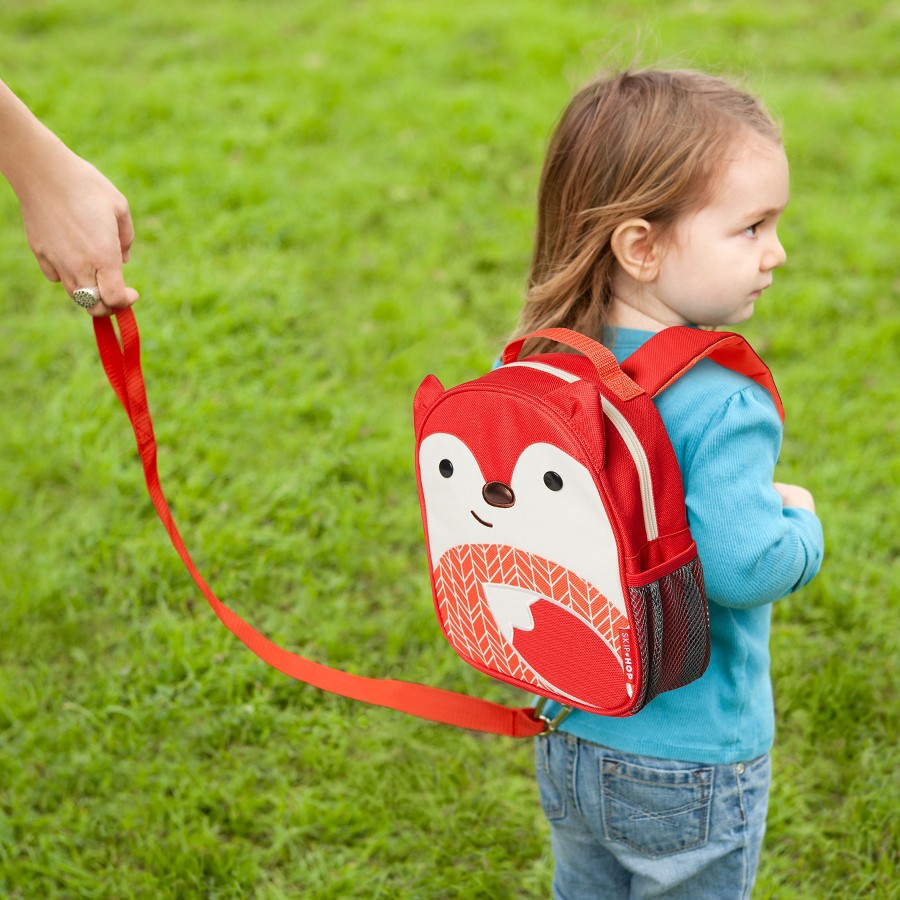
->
<box><xmin>627</xmin><ymin>555</ymin><xmax>709</xmax><ymax>709</ymax></box>
<box><xmin>625</xmin><ymin>577</ymin><xmax>663</xmax><ymax>713</ymax></box>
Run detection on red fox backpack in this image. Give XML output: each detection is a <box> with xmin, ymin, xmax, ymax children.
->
<box><xmin>414</xmin><ymin>326</ymin><xmax>783</xmax><ymax>721</ymax></box>
<box><xmin>94</xmin><ymin>313</ymin><xmax>784</xmax><ymax>737</ymax></box>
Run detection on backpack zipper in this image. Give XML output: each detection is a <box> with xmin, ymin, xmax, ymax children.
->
<box><xmin>504</xmin><ymin>361</ymin><xmax>659</xmax><ymax>541</ymax></box>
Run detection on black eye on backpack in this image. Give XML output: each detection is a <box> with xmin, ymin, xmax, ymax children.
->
<box><xmin>543</xmin><ymin>471</ymin><xmax>563</xmax><ymax>491</ymax></box>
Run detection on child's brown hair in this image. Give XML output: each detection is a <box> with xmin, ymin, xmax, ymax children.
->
<box><xmin>514</xmin><ymin>69</ymin><xmax>781</xmax><ymax>353</ymax></box>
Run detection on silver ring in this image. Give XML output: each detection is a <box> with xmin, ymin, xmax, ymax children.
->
<box><xmin>72</xmin><ymin>286</ymin><xmax>101</xmax><ymax>309</ymax></box>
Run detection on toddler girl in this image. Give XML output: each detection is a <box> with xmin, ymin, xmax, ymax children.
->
<box><xmin>515</xmin><ymin>69</ymin><xmax>824</xmax><ymax>899</ymax></box>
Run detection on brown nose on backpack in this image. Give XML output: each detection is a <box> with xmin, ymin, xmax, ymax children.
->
<box><xmin>483</xmin><ymin>481</ymin><xmax>516</xmax><ymax>508</ymax></box>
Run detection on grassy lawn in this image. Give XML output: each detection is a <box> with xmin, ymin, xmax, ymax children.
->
<box><xmin>0</xmin><ymin>0</ymin><xmax>897</xmax><ymax>896</ymax></box>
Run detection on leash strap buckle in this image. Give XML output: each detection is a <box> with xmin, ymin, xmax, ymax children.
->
<box><xmin>534</xmin><ymin>697</ymin><xmax>573</xmax><ymax>735</ymax></box>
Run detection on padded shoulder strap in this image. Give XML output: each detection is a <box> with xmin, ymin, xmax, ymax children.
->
<box><xmin>620</xmin><ymin>327</ymin><xmax>784</xmax><ymax>422</ymax></box>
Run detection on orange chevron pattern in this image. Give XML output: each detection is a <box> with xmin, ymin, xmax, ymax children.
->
<box><xmin>434</xmin><ymin>543</ymin><xmax>627</xmax><ymax>691</ymax></box>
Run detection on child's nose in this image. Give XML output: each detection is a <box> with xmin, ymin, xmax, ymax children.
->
<box><xmin>762</xmin><ymin>235</ymin><xmax>787</xmax><ymax>271</ymax></box>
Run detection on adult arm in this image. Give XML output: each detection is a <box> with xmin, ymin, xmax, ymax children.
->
<box><xmin>0</xmin><ymin>78</ymin><xmax>137</xmax><ymax>316</ymax></box>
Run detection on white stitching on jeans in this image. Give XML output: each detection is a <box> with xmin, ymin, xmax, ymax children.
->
<box><xmin>570</xmin><ymin>737</ymin><xmax>583</xmax><ymax>818</ymax></box>
<box><xmin>735</xmin><ymin>762</ymin><xmax>750</xmax><ymax>898</ymax></box>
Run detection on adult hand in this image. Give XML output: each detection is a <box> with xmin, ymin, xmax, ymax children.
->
<box><xmin>18</xmin><ymin>150</ymin><xmax>139</xmax><ymax>317</ymax></box>
<box><xmin>0</xmin><ymin>78</ymin><xmax>138</xmax><ymax>317</ymax></box>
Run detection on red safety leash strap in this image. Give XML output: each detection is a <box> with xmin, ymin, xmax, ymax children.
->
<box><xmin>93</xmin><ymin>309</ymin><xmax>544</xmax><ymax>739</ymax></box>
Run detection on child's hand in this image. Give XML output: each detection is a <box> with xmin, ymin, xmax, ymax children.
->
<box><xmin>774</xmin><ymin>482</ymin><xmax>816</xmax><ymax>513</ymax></box>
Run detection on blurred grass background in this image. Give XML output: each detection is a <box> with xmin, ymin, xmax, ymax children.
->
<box><xmin>0</xmin><ymin>0</ymin><xmax>897</xmax><ymax>896</ymax></box>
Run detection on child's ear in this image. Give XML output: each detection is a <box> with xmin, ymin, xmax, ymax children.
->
<box><xmin>610</xmin><ymin>219</ymin><xmax>663</xmax><ymax>282</ymax></box>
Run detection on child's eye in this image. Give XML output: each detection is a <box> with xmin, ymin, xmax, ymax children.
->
<box><xmin>744</xmin><ymin>221</ymin><xmax>762</xmax><ymax>237</ymax></box>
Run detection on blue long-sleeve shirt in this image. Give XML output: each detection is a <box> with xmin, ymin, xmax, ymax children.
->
<box><xmin>543</xmin><ymin>327</ymin><xmax>824</xmax><ymax>763</ymax></box>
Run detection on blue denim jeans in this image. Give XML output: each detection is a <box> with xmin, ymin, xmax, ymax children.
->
<box><xmin>535</xmin><ymin>732</ymin><xmax>771</xmax><ymax>899</ymax></box>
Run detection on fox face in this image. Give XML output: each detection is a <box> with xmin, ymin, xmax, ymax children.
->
<box><xmin>415</xmin><ymin>374</ymin><xmax>634</xmax><ymax>712</ymax></box>
<box><xmin>418</xmin><ymin>433</ymin><xmax>625</xmax><ymax>612</ymax></box>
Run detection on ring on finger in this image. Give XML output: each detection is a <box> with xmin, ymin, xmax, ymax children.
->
<box><xmin>72</xmin><ymin>286</ymin><xmax>101</xmax><ymax>309</ymax></box>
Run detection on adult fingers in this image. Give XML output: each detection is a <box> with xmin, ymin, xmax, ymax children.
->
<box><xmin>94</xmin><ymin>264</ymin><xmax>138</xmax><ymax>315</ymax></box>
<box><xmin>85</xmin><ymin>289</ymin><xmax>139</xmax><ymax>319</ymax></box>
<box><xmin>31</xmin><ymin>249</ymin><xmax>61</xmax><ymax>283</ymax></box>
<box><xmin>116</xmin><ymin>200</ymin><xmax>135</xmax><ymax>263</ymax></box>
<box><xmin>86</xmin><ymin>297</ymin><xmax>115</xmax><ymax>318</ymax></box>
<box><xmin>62</xmin><ymin>266</ymin><xmax>137</xmax><ymax>318</ymax></box>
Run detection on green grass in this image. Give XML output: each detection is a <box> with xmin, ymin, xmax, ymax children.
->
<box><xmin>1</xmin><ymin>0</ymin><xmax>897</xmax><ymax>896</ymax></box>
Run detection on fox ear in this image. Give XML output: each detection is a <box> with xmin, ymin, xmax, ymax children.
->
<box><xmin>543</xmin><ymin>381</ymin><xmax>606</xmax><ymax>466</ymax></box>
<box><xmin>544</xmin><ymin>379</ymin><xmax>600</xmax><ymax>420</ymax></box>
<box><xmin>414</xmin><ymin>374</ymin><xmax>445</xmax><ymax>430</ymax></box>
